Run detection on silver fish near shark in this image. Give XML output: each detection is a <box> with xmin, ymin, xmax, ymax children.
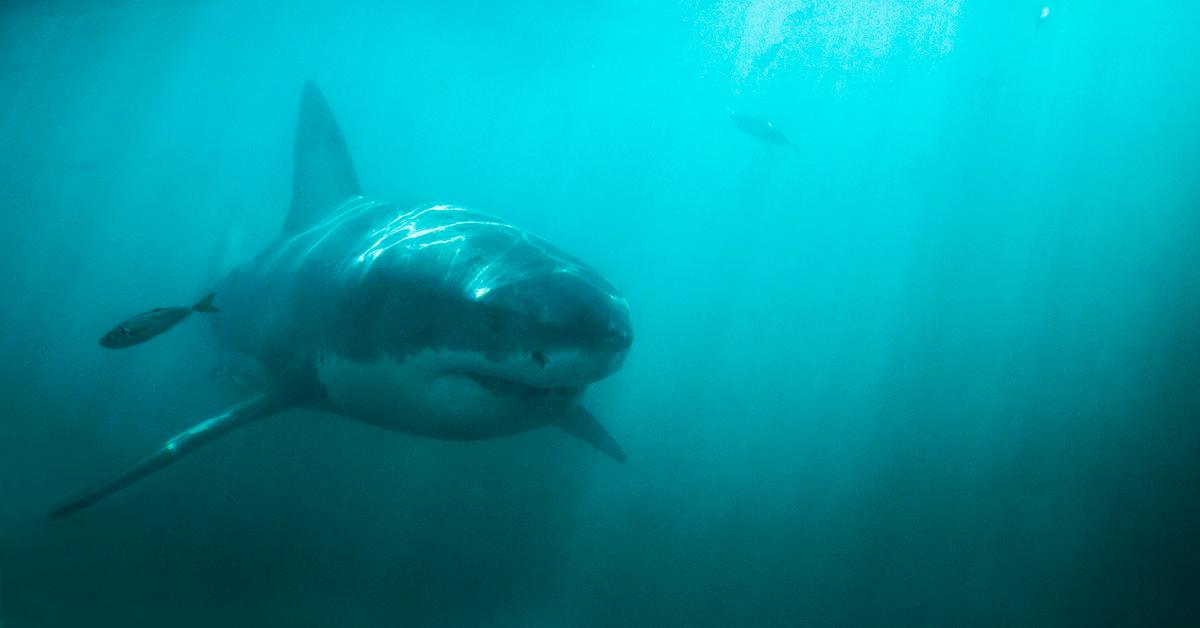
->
<box><xmin>50</xmin><ymin>81</ymin><xmax>633</xmax><ymax>519</ymax></box>
<box><xmin>99</xmin><ymin>293</ymin><xmax>218</xmax><ymax>348</ymax></box>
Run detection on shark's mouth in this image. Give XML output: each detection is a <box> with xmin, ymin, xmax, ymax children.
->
<box><xmin>465</xmin><ymin>372</ymin><xmax>583</xmax><ymax>399</ymax></box>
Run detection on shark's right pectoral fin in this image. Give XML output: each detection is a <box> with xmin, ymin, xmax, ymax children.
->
<box><xmin>553</xmin><ymin>406</ymin><xmax>627</xmax><ymax>463</ymax></box>
<box><xmin>49</xmin><ymin>380</ymin><xmax>310</xmax><ymax>519</ymax></box>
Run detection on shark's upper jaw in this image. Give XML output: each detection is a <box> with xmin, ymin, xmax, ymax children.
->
<box><xmin>316</xmin><ymin>346</ymin><xmax>609</xmax><ymax>439</ymax></box>
<box><xmin>456</xmin><ymin>341</ymin><xmax>628</xmax><ymax>398</ymax></box>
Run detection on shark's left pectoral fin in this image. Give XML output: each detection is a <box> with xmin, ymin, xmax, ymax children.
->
<box><xmin>49</xmin><ymin>394</ymin><xmax>286</xmax><ymax>519</ymax></box>
<box><xmin>554</xmin><ymin>406</ymin><xmax>627</xmax><ymax>462</ymax></box>
<box><xmin>49</xmin><ymin>371</ymin><xmax>316</xmax><ymax>519</ymax></box>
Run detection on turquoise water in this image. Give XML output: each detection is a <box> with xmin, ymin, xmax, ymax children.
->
<box><xmin>2</xmin><ymin>1</ymin><xmax>1198</xmax><ymax>626</ymax></box>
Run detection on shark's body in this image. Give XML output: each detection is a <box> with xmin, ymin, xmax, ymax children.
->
<box><xmin>50</xmin><ymin>82</ymin><xmax>632</xmax><ymax>519</ymax></box>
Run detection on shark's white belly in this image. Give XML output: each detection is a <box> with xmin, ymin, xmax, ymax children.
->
<box><xmin>316</xmin><ymin>350</ymin><xmax>549</xmax><ymax>439</ymax></box>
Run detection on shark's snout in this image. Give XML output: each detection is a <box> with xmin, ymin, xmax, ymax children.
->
<box><xmin>595</xmin><ymin>318</ymin><xmax>633</xmax><ymax>354</ymax></box>
<box><xmin>490</xmin><ymin>270</ymin><xmax>632</xmax><ymax>355</ymax></box>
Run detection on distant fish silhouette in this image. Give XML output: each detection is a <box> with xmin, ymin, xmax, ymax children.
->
<box><xmin>728</xmin><ymin>109</ymin><xmax>798</xmax><ymax>152</ymax></box>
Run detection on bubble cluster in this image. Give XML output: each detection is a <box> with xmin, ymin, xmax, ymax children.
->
<box><xmin>703</xmin><ymin>0</ymin><xmax>961</xmax><ymax>87</ymax></box>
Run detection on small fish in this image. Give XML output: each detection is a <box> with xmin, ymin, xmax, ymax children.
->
<box><xmin>728</xmin><ymin>109</ymin><xmax>798</xmax><ymax>152</ymax></box>
<box><xmin>99</xmin><ymin>293</ymin><xmax>219</xmax><ymax>349</ymax></box>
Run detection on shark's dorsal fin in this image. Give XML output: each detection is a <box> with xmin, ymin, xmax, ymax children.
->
<box><xmin>284</xmin><ymin>80</ymin><xmax>361</xmax><ymax>233</ymax></box>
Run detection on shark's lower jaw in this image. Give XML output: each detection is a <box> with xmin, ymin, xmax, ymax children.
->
<box><xmin>464</xmin><ymin>372</ymin><xmax>583</xmax><ymax>399</ymax></box>
<box><xmin>316</xmin><ymin>351</ymin><xmax>595</xmax><ymax>440</ymax></box>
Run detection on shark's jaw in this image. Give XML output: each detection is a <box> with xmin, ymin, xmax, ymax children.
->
<box><xmin>463</xmin><ymin>372</ymin><xmax>582</xmax><ymax>399</ymax></box>
<box><xmin>316</xmin><ymin>345</ymin><xmax>626</xmax><ymax>440</ymax></box>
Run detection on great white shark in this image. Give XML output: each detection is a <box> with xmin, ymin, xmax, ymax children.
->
<box><xmin>50</xmin><ymin>81</ymin><xmax>633</xmax><ymax>519</ymax></box>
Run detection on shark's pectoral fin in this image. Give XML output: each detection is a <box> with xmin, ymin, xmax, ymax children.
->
<box><xmin>49</xmin><ymin>373</ymin><xmax>316</xmax><ymax>519</ymax></box>
<box><xmin>553</xmin><ymin>406</ymin><xmax>627</xmax><ymax>463</ymax></box>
